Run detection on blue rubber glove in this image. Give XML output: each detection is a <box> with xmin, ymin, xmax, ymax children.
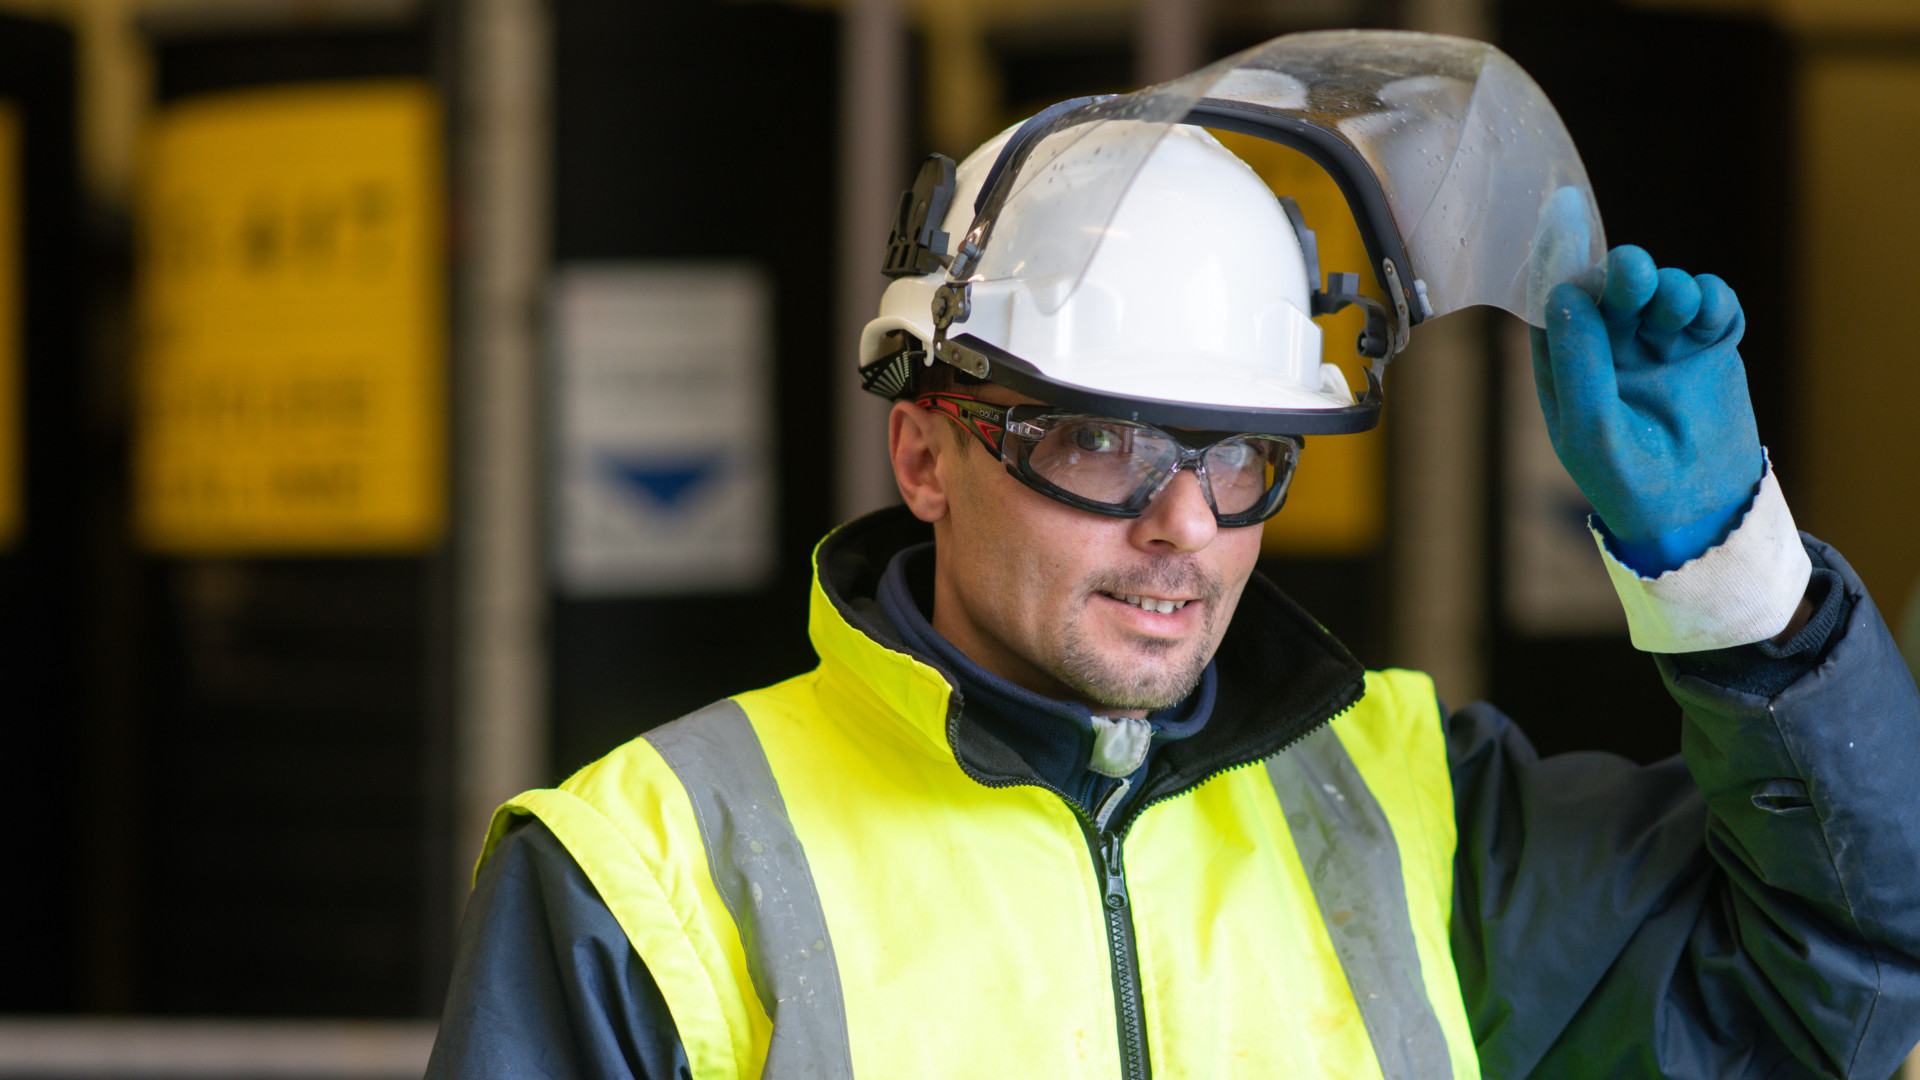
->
<box><xmin>1529</xmin><ymin>244</ymin><xmax>1763</xmax><ymax>575</ymax></box>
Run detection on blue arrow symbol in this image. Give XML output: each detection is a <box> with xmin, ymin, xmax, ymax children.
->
<box><xmin>603</xmin><ymin>452</ymin><xmax>726</xmax><ymax>510</ymax></box>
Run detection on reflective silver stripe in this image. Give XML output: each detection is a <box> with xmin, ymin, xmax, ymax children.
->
<box><xmin>1266</xmin><ymin>726</ymin><xmax>1454</xmax><ymax>1080</ymax></box>
<box><xmin>646</xmin><ymin>701</ymin><xmax>855</xmax><ymax>1080</ymax></box>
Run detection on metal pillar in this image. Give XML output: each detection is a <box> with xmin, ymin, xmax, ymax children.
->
<box><xmin>834</xmin><ymin>0</ymin><xmax>909</xmax><ymax>522</ymax></box>
<box><xmin>1389</xmin><ymin>0</ymin><xmax>1490</xmax><ymax>705</ymax></box>
<box><xmin>1136</xmin><ymin>0</ymin><xmax>1207</xmax><ymax>87</ymax></box>
<box><xmin>451</xmin><ymin>0</ymin><xmax>549</xmax><ymax>896</ymax></box>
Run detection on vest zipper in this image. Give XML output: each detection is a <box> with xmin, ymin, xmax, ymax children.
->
<box><xmin>1085</xmin><ymin>823</ymin><xmax>1150</xmax><ymax>1080</ymax></box>
<box><xmin>936</xmin><ymin>672</ymin><xmax>1368</xmax><ymax>1080</ymax></box>
<box><xmin>1075</xmin><ymin>694</ymin><xmax>1360</xmax><ymax>1080</ymax></box>
<box><xmin>1107</xmin><ymin>691</ymin><xmax>1363</xmax><ymax>837</ymax></box>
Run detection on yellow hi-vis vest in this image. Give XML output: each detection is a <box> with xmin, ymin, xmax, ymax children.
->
<box><xmin>483</xmin><ymin>568</ymin><xmax>1481</xmax><ymax>1079</ymax></box>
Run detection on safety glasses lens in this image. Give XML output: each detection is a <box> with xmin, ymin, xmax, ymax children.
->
<box><xmin>1024</xmin><ymin>420</ymin><xmax>1174</xmax><ymax>506</ymax></box>
<box><xmin>1203</xmin><ymin>437</ymin><xmax>1289</xmax><ymax>517</ymax></box>
<box><xmin>1017</xmin><ymin>419</ymin><xmax>1295</xmax><ymax>521</ymax></box>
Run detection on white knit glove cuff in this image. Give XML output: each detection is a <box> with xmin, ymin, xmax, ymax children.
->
<box><xmin>1593</xmin><ymin>453</ymin><xmax>1812</xmax><ymax>653</ymax></box>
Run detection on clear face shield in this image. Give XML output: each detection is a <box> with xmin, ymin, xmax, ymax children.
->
<box><xmin>930</xmin><ymin>31</ymin><xmax>1606</xmax><ymax>432</ymax></box>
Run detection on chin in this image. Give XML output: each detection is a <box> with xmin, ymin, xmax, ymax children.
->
<box><xmin>1055</xmin><ymin>642</ymin><xmax>1211</xmax><ymax>712</ymax></box>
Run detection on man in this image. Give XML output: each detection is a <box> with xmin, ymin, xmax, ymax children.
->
<box><xmin>428</xmin><ymin>34</ymin><xmax>1920</xmax><ymax>1079</ymax></box>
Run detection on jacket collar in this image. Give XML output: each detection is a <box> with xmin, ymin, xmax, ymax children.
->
<box><xmin>809</xmin><ymin>506</ymin><xmax>1367</xmax><ymax>832</ymax></box>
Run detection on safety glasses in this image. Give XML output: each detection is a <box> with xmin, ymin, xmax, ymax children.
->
<box><xmin>917</xmin><ymin>393</ymin><xmax>1301</xmax><ymax>527</ymax></box>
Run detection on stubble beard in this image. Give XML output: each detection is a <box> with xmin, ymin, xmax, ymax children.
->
<box><xmin>1050</xmin><ymin>559</ymin><xmax>1226</xmax><ymax>712</ymax></box>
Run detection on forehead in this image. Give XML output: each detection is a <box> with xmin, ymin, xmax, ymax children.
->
<box><xmin>972</xmin><ymin>382</ymin><xmax>1045</xmax><ymax>408</ymax></box>
<box><xmin>976</xmin><ymin>385</ymin><xmax>1246</xmax><ymax>446</ymax></box>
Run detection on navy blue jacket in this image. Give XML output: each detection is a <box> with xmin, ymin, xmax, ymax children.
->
<box><xmin>427</xmin><ymin>532</ymin><xmax>1920</xmax><ymax>1079</ymax></box>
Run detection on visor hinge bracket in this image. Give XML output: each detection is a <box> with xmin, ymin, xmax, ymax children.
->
<box><xmin>932</xmin><ymin>336</ymin><xmax>991</xmax><ymax>379</ymax></box>
<box><xmin>1380</xmin><ymin>258</ymin><xmax>1413</xmax><ymax>361</ymax></box>
<box><xmin>950</xmin><ymin>233</ymin><xmax>984</xmax><ymax>280</ymax></box>
<box><xmin>931</xmin><ymin>282</ymin><xmax>971</xmax><ymax>328</ymax></box>
<box><xmin>930</xmin><ymin>281</ymin><xmax>989</xmax><ymax>378</ymax></box>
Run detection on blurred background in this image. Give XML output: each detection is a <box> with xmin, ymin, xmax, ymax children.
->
<box><xmin>0</xmin><ymin>0</ymin><xmax>1916</xmax><ymax>1074</ymax></box>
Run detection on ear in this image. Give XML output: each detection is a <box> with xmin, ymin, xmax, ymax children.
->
<box><xmin>889</xmin><ymin>399</ymin><xmax>950</xmax><ymax>523</ymax></box>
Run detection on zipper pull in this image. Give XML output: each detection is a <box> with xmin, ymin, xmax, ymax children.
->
<box><xmin>1101</xmin><ymin>832</ymin><xmax>1127</xmax><ymax>905</ymax></box>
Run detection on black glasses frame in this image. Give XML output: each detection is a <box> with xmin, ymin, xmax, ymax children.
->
<box><xmin>915</xmin><ymin>393</ymin><xmax>1301</xmax><ymax>527</ymax></box>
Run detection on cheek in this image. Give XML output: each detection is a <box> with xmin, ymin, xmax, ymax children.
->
<box><xmin>1203</xmin><ymin>525</ymin><xmax>1265</xmax><ymax>627</ymax></box>
<box><xmin>1220</xmin><ymin>525</ymin><xmax>1265</xmax><ymax>579</ymax></box>
<box><xmin>1190</xmin><ymin>522</ymin><xmax>1267</xmax><ymax>622</ymax></box>
<box><xmin>943</xmin><ymin>461</ymin><xmax>1024</xmax><ymax>598</ymax></box>
<box><xmin>948</xmin><ymin>466</ymin><xmax>1070</xmax><ymax>619</ymax></box>
<box><xmin>943</xmin><ymin>458</ymin><xmax>1000</xmax><ymax>552</ymax></box>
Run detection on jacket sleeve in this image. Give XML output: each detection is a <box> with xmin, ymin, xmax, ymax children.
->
<box><xmin>425</xmin><ymin>817</ymin><xmax>693</xmax><ymax>1080</ymax></box>
<box><xmin>1451</xmin><ymin>536</ymin><xmax>1920</xmax><ymax>1079</ymax></box>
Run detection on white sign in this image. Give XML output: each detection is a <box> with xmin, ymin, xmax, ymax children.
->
<box><xmin>550</xmin><ymin>263</ymin><xmax>775</xmax><ymax>597</ymax></box>
<box><xmin>1501</xmin><ymin>320</ymin><xmax>1627</xmax><ymax>635</ymax></box>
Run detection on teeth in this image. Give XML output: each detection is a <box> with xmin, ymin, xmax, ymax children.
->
<box><xmin>1112</xmin><ymin>593</ymin><xmax>1188</xmax><ymax>614</ymax></box>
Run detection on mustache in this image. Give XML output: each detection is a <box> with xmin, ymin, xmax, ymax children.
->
<box><xmin>1085</xmin><ymin>559</ymin><xmax>1224</xmax><ymax>605</ymax></box>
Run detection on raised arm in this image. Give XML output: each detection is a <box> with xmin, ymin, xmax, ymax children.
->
<box><xmin>1451</xmin><ymin>245</ymin><xmax>1920</xmax><ymax>1078</ymax></box>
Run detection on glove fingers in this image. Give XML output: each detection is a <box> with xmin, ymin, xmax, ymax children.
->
<box><xmin>1642</xmin><ymin>267</ymin><xmax>1702</xmax><ymax>337</ymax></box>
<box><xmin>1600</xmin><ymin>245</ymin><xmax>1658</xmax><ymax>328</ymax></box>
<box><xmin>1527</xmin><ymin>186</ymin><xmax>1601</xmax><ymax>324</ymax></box>
<box><xmin>1689</xmin><ymin>274</ymin><xmax>1740</xmax><ymax>341</ymax></box>
<box><xmin>1527</xmin><ymin>325</ymin><xmax>1559</xmax><ymax>435</ymax></box>
<box><xmin>1544</xmin><ymin>281</ymin><xmax>1621</xmax><ymax>446</ymax></box>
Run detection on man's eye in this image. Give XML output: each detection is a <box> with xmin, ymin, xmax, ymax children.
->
<box><xmin>1209</xmin><ymin>442</ymin><xmax>1254</xmax><ymax>469</ymax></box>
<box><xmin>1071</xmin><ymin>426</ymin><xmax>1120</xmax><ymax>453</ymax></box>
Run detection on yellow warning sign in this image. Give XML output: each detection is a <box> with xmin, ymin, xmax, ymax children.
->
<box><xmin>135</xmin><ymin>81</ymin><xmax>444</xmax><ymax>553</ymax></box>
<box><xmin>1210</xmin><ymin>130</ymin><xmax>1387</xmax><ymax>558</ymax></box>
<box><xmin>0</xmin><ymin>101</ymin><xmax>20</xmax><ymax>551</ymax></box>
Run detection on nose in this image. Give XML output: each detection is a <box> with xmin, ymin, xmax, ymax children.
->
<box><xmin>1128</xmin><ymin>468</ymin><xmax>1217</xmax><ymax>553</ymax></box>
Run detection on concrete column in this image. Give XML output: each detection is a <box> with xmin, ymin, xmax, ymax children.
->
<box><xmin>451</xmin><ymin>0</ymin><xmax>549</xmax><ymax>895</ymax></box>
<box><xmin>1386</xmin><ymin>312</ymin><xmax>1488</xmax><ymax>705</ymax></box>
<box><xmin>1797</xmin><ymin>51</ymin><xmax>1920</xmax><ymax>606</ymax></box>
<box><xmin>1401</xmin><ymin>0</ymin><xmax>1491</xmax><ymax>41</ymax></box>
<box><xmin>71</xmin><ymin>0</ymin><xmax>148</xmax><ymax>206</ymax></box>
<box><xmin>918</xmin><ymin>0</ymin><xmax>996</xmax><ymax>156</ymax></box>
<box><xmin>835</xmin><ymin>0</ymin><xmax>908</xmax><ymax>522</ymax></box>
<box><xmin>1135</xmin><ymin>0</ymin><xmax>1207</xmax><ymax>86</ymax></box>
<box><xmin>1389</xmin><ymin>0</ymin><xmax>1490</xmax><ymax>705</ymax></box>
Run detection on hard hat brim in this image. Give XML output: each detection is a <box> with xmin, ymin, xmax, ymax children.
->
<box><xmin>951</xmin><ymin>333</ymin><xmax>1381</xmax><ymax>436</ymax></box>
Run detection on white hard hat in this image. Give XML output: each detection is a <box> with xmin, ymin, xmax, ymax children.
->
<box><xmin>859</xmin><ymin>30</ymin><xmax>1606</xmax><ymax>437</ymax></box>
<box><xmin>862</xmin><ymin>123</ymin><xmax>1357</xmax><ymax>431</ymax></box>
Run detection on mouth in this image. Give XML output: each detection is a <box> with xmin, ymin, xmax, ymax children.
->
<box><xmin>1098</xmin><ymin>590</ymin><xmax>1193</xmax><ymax>616</ymax></box>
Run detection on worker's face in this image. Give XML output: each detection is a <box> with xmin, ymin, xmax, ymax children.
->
<box><xmin>889</xmin><ymin>386</ymin><xmax>1264</xmax><ymax>718</ymax></box>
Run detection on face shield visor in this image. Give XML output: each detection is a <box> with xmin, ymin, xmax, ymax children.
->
<box><xmin>930</xmin><ymin>30</ymin><xmax>1606</xmax><ymax>434</ymax></box>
